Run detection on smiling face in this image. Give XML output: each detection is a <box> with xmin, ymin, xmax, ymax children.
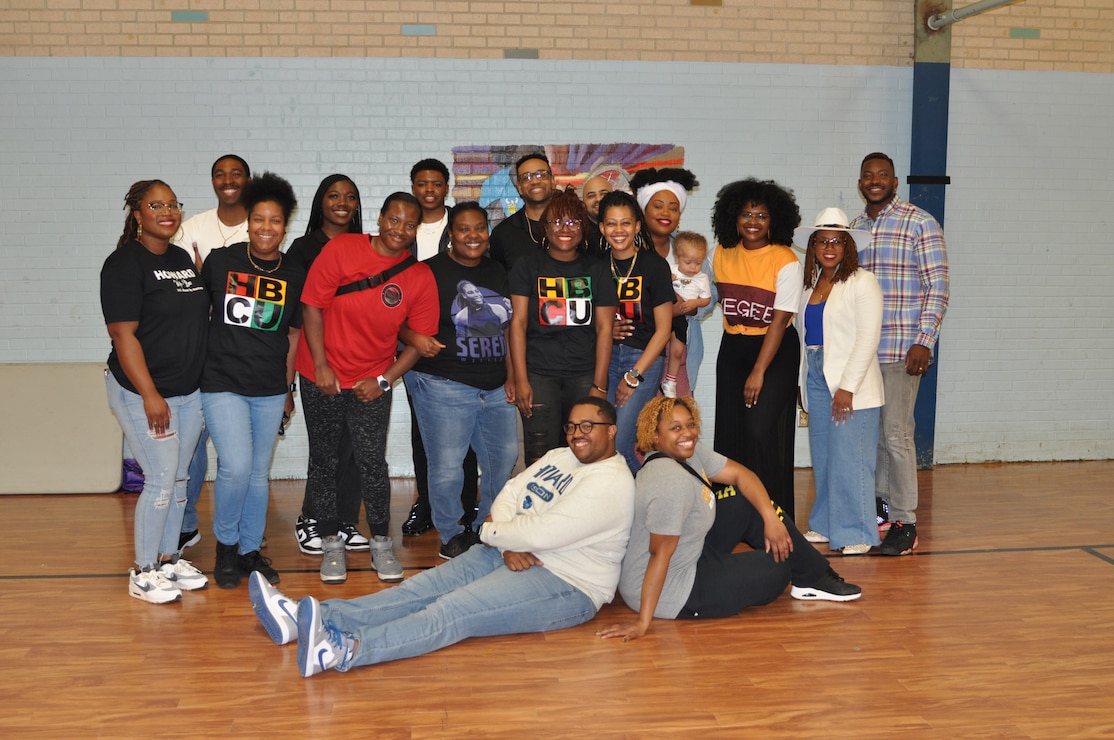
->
<box><xmin>735</xmin><ymin>201</ymin><xmax>771</xmax><ymax>249</ymax></box>
<box><xmin>544</xmin><ymin>214</ymin><xmax>584</xmax><ymax>260</ymax></box>
<box><xmin>514</xmin><ymin>157</ymin><xmax>555</xmax><ymax>208</ymax></box>
<box><xmin>248</xmin><ymin>200</ymin><xmax>286</xmax><ymax>261</ymax></box>
<box><xmin>600</xmin><ymin>204</ymin><xmax>640</xmax><ymax>256</ymax></box>
<box><xmin>449</xmin><ymin>209</ymin><xmax>490</xmax><ymax>267</ymax></box>
<box><xmin>653</xmin><ymin>403</ymin><xmax>700</xmax><ymax>461</ymax></box>
<box><xmin>581</xmin><ymin>176</ymin><xmax>613</xmax><ymax>222</ymax></box>
<box><xmin>858</xmin><ymin>158</ymin><xmax>898</xmax><ymax>212</ymax></box>
<box><xmin>642</xmin><ymin>189</ymin><xmax>682</xmax><ymax>240</ymax></box>
<box><xmin>321</xmin><ymin>179</ymin><xmax>359</xmax><ymax>233</ymax></box>
<box><xmin>376</xmin><ymin>200</ymin><xmax>421</xmax><ymax>256</ymax></box>
<box><xmin>459</xmin><ymin>280</ymin><xmax>484</xmax><ymax>308</ymax></box>
<box><xmin>211</xmin><ymin>157</ymin><xmax>250</xmax><ymax>208</ymax></box>
<box><xmin>811</xmin><ymin>229</ymin><xmax>848</xmax><ymax>274</ymax></box>
<box><xmin>566</xmin><ymin>403</ymin><xmax>617</xmax><ymax>465</ymax></box>
<box><xmin>134</xmin><ymin>184</ymin><xmax>182</xmax><ymax>245</ymax></box>
<box><xmin>411</xmin><ymin>169</ymin><xmax>449</xmax><ymax>215</ymax></box>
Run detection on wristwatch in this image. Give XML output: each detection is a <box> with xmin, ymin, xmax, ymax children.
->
<box><xmin>628</xmin><ymin>368</ymin><xmax>645</xmax><ymax>383</ymax></box>
<box><xmin>377</xmin><ymin>375</ymin><xmax>392</xmax><ymax>392</ymax></box>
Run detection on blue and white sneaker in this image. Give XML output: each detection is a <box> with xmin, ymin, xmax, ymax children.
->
<box><xmin>159</xmin><ymin>556</ymin><xmax>209</xmax><ymax>591</ymax></box>
<box><xmin>249</xmin><ymin>571</ymin><xmax>298</xmax><ymax>645</ymax></box>
<box><xmin>128</xmin><ymin>567</ymin><xmax>181</xmax><ymax>604</ymax></box>
<box><xmin>296</xmin><ymin>595</ymin><xmax>353</xmax><ymax>678</ymax></box>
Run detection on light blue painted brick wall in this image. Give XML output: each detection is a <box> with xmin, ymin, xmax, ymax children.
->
<box><xmin>0</xmin><ymin>58</ymin><xmax>1111</xmax><ymax>479</ymax></box>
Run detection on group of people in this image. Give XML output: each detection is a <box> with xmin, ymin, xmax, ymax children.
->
<box><xmin>99</xmin><ymin>150</ymin><xmax>948</xmax><ymax>618</ymax></box>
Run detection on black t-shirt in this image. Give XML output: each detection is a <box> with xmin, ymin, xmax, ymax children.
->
<box><xmin>285</xmin><ymin>228</ymin><xmax>331</xmax><ymax>275</ymax></box>
<box><xmin>413</xmin><ymin>253</ymin><xmax>511</xmax><ymax>391</ymax></box>
<box><xmin>100</xmin><ymin>240</ymin><xmax>209</xmax><ymax>397</ymax></box>
<box><xmin>490</xmin><ymin>209</ymin><xmax>546</xmax><ymax>272</ymax></box>
<box><xmin>508</xmin><ymin>249</ymin><xmax>619</xmax><ymax>377</ymax></box>
<box><xmin>200</xmin><ymin>243</ymin><xmax>306</xmax><ymax>396</ymax></box>
<box><xmin>611</xmin><ymin>249</ymin><xmax>675</xmax><ymax>351</ymax></box>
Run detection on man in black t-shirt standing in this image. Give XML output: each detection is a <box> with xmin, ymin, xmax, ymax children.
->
<box><xmin>489</xmin><ymin>152</ymin><xmax>556</xmax><ymax>272</ymax></box>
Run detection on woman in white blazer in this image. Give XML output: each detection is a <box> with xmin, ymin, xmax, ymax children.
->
<box><xmin>794</xmin><ymin>208</ymin><xmax>884</xmax><ymax>555</ymax></box>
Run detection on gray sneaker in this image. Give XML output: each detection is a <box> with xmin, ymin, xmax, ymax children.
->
<box><xmin>370</xmin><ymin>535</ymin><xmax>404</xmax><ymax>582</ymax></box>
<box><xmin>319</xmin><ymin>535</ymin><xmax>347</xmax><ymax>584</ymax></box>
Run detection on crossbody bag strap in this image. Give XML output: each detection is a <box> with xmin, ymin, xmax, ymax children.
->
<box><xmin>335</xmin><ymin>253</ymin><xmax>417</xmax><ymax>297</ymax></box>
<box><xmin>642</xmin><ymin>452</ymin><xmax>713</xmax><ymax>491</ymax></box>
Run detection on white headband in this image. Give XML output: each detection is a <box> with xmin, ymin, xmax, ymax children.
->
<box><xmin>636</xmin><ymin>181</ymin><xmax>688</xmax><ymax>214</ymax></box>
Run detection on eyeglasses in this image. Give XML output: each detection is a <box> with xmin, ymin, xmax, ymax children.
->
<box><xmin>812</xmin><ymin>237</ymin><xmax>847</xmax><ymax>247</ymax></box>
<box><xmin>740</xmin><ymin>211</ymin><xmax>769</xmax><ymax>222</ymax></box>
<box><xmin>516</xmin><ymin>169</ymin><xmax>552</xmax><ymax>183</ymax></box>
<box><xmin>547</xmin><ymin>219</ymin><xmax>582</xmax><ymax>230</ymax></box>
<box><xmin>144</xmin><ymin>202</ymin><xmax>184</xmax><ymax>213</ymax></box>
<box><xmin>562</xmin><ymin>420</ymin><xmax>606</xmax><ymax>435</ymax></box>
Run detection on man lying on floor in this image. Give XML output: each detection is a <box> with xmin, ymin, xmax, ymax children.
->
<box><xmin>249</xmin><ymin>397</ymin><xmax>635</xmax><ymax>677</ymax></box>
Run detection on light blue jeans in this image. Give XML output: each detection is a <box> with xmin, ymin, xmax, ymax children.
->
<box><xmin>404</xmin><ymin>371</ymin><xmax>517</xmax><ymax>543</ymax></box>
<box><xmin>607</xmin><ymin>344</ymin><xmax>665</xmax><ymax>474</ymax></box>
<box><xmin>321</xmin><ymin>544</ymin><xmax>597</xmax><ymax>669</ymax></box>
<box><xmin>105</xmin><ymin>372</ymin><xmax>203</xmax><ymax>569</ymax></box>
<box><xmin>202</xmin><ymin>391</ymin><xmax>286</xmax><ymax>553</ymax></box>
<box><xmin>182</xmin><ymin>425</ymin><xmax>208</xmax><ymax>533</ymax></box>
<box><xmin>805</xmin><ymin>348</ymin><xmax>881</xmax><ymax>549</ymax></box>
<box><xmin>877</xmin><ymin>361</ymin><xmax>921</xmax><ymax>524</ymax></box>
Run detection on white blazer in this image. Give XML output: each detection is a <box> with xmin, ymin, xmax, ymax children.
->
<box><xmin>798</xmin><ymin>268</ymin><xmax>885</xmax><ymax>412</ymax></box>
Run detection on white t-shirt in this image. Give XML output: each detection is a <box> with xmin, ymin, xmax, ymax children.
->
<box><xmin>479</xmin><ymin>447</ymin><xmax>635</xmax><ymax>610</ymax></box>
<box><xmin>172</xmin><ymin>207</ymin><xmax>248</xmax><ymax>266</ymax></box>
<box><xmin>667</xmin><ymin>251</ymin><xmax>712</xmax><ymax>302</ymax></box>
<box><xmin>414</xmin><ymin>212</ymin><xmax>448</xmax><ymax>261</ymax></box>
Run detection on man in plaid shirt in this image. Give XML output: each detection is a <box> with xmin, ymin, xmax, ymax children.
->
<box><xmin>850</xmin><ymin>152</ymin><xmax>949</xmax><ymax>556</ymax></box>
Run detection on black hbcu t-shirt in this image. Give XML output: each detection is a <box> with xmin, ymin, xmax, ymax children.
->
<box><xmin>200</xmin><ymin>243</ymin><xmax>306</xmax><ymax>396</ymax></box>
<box><xmin>412</xmin><ymin>253</ymin><xmax>512</xmax><ymax>391</ymax></box>
<box><xmin>100</xmin><ymin>240</ymin><xmax>209</xmax><ymax>397</ymax></box>
<box><xmin>611</xmin><ymin>249</ymin><xmax>675</xmax><ymax>352</ymax></box>
<box><xmin>509</xmin><ymin>249</ymin><xmax>619</xmax><ymax>377</ymax></box>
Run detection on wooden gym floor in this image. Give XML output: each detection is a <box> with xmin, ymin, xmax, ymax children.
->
<box><xmin>1</xmin><ymin>461</ymin><xmax>1112</xmax><ymax>738</ymax></box>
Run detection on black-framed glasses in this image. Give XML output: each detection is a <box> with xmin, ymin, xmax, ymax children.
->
<box><xmin>516</xmin><ymin>169</ymin><xmax>552</xmax><ymax>183</ymax></box>
<box><xmin>562</xmin><ymin>420</ymin><xmax>606</xmax><ymax>435</ymax></box>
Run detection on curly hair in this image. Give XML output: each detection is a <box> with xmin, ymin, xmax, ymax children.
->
<box><xmin>802</xmin><ymin>232</ymin><xmax>861</xmax><ymax>288</ymax></box>
<box><xmin>242</xmin><ymin>171</ymin><xmax>298</xmax><ymax>223</ymax></box>
<box><xmin>117</xmin><ymin>179</ymin><xmax>171</xmax><ymax>249</ymax></box>
<box><xmin>304</xmin><ymin>174</ymin><xmax>362</xmax><ymax>236</ymax></box>
<box><xmin>597</xmin><ymin>190</ymin><xmax>655</xmax><ymax>252</ymax></box>
<box><xmin>711</xmin><ymin>178</ymin><xmax>801</xmax><ymax>248</ymax></box>
<box><xmin>635</xmin><ymin>396</ymin><xmax>701</xmax><ymax>454</ymax></box>
<box><xmin>629</xmin><ymin>167</ymin><xmax>699</xmax><ymax>194</ymax></box>
<box><xmin>541</xmin><ymin>187</ymin><xmax>590</xmax><ymax>252</ymax></box>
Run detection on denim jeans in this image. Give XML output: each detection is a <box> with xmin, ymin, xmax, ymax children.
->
<box><xmin>182</xmin><ymin>425</ymin><xmax>208</xmax><ymax>533</ymax></box>
<box><xmin>404</xmin><ymin>371</ymin><xmax>517</xmax><ymax>543</ymax></box>
<box><xmin>202</xmin><ymin>391</ymin><xmax>286</xmax><ymax>553</ymax></box>
<box><xmin>607</xmin><ymin>344</ymin><xmax>665</xmax><ymax>474</ymax></box>
<box><xmin>520</xmin><ymin>372</ymin><xmax>594</xmax><ymax>466</ymax></box>
<box><xmin>805</xmin><ymin>348</ymin><xmax>881</xmax><ymax>549</ymax></box>
<box><xmin>105</xmin><ymin>372</ymin><xmax>203</xmax><ymax>568</ymax></box>
<box><xmin>322</xmin><ymin>544</ymin><xmax>596</xmax><ymax>669</ymax></box>
<box><xmin>877</xmin><ymin>361</ymin><xmax>921</xmax><ymax>523</ymax></box>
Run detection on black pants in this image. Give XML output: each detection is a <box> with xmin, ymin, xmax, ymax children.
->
<box><xmin>678</xmin><ymin>485</ymin><xmax>830</xmax><ymax>619</ymax></box>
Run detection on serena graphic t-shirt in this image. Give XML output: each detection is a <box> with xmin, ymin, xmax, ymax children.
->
<box><xmin>200</xmin><ymin>243</ymin><xmax>305</xmax><ymax>396</ymax></box>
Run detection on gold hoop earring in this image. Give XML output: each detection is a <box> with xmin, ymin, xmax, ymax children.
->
<box><xmin>137</xmin><ymin>224</ymin><xmax>143</xmax><ymax>239</ymax></box>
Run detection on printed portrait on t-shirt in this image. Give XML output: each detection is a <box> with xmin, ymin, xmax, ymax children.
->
<box><xmin>536</xmin><ymin>275</ymin><xmax>594</xmax><ymax>327</ymax></box>
<box><xmin>452</xmin><ymin>280</ymin><xmax>511</xmax><ymax>362</ymax></box>
<box><xmin>223</xmin><ymin>272</ymin><xmax>289</xmax><ymax>331</ymax></box>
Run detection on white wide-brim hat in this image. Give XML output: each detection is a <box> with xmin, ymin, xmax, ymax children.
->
<box><xmin>794</xmin><ymin>207</ymin><xmax>873</xmax><ymax>253</ymax></box>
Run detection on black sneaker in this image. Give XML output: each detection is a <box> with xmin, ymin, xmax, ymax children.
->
<box><xmin>876</xmin><ymin>498</ymin><xmax>891</xmax><ymax>534</ymax></box>
<box><xmin>790</xmin><ymin>568</ymin><xmax>863</xmax><ymax>602</ymax></box>
<box><xmin>214</xmin><ymin>541</ymin><xmax>242</xmax><ymax>589</ymax></box>
<box><xmin>402</xmin><ymin>502</ymin><xmax>433</xmax><ymax>537</ymax></box>
<box><xmin>178</xmin><ymin>529</ymin><xmax>201</xmax><ymax>552</ymax></box>
<box><xmin>438</xmin><ymin>528</ymin><xmax>482</xmax><ymax>560</ymax></box>
<box><xmin>239</xmin><ymin>550</ymin><xmax>280</xmax><ymax>585</ymax></box>
<box><xmin>879</xmin><ymin>522</ymin><xmax>918</xmax><ymax>556</ymax></box>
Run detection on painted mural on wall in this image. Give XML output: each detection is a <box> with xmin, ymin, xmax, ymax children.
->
<box><xmin>451</xmin><ymin>143</ymin><xmax>685</xmax><ymax>228</ymax></box>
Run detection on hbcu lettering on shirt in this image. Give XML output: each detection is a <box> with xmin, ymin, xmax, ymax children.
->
<box><xmin>537</xmin><ymin>275</ymin><xmax>594</xmax><ymax>326</ymax></box>
<box><xmin>615</xmin><ymin>275</ymin><xmax>644</xmax><ymax>323</ymax></box>
<box><xmin>223</xmin><ymin>272</ymin><xmax>288</xmax><ymax>331</ymax></box>
<box><xmin>718</xmin><ymin>283</ymin><xmax>776</xmax><ymax>329</ymax></box>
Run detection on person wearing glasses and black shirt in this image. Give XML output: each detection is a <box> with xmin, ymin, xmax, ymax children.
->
<box><xmin>490</xmin><ymin>152</ymin><xmax>557</xmax><ymax>272</ymax></box>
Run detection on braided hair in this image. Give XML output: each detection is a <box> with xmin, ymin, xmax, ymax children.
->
<box><xmin>117</xmin><ymin>179</ymin><xmax>170</xmax><ymax>250</ymax></box>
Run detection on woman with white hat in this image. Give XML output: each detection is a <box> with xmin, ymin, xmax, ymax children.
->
<box><xmin>795</xmin><ymin>208</ymin><xmax>884</xmax><ymax>555</ymax></box>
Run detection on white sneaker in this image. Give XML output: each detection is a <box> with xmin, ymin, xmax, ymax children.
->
<box><xmin>842</xmin><ymin>543</ymin><xmax>872</xmax><ymax>556</ymax></box>
<box><xmin>296</xmin><ymin>595</ymin><xmax>353</xmax><ymax>678</ymax></box>
<box><xmin>660</xmin><ymin>379</ymin><xmax>677</xmax><ymax>398</ymax></box>
<box><xmin>129</xmin><ymin>568</ymin><xmax>182</xmax><ymax>604</ymax></box>
<box><xmin>296</xmin><ymin>515</ymin><xmax>323</xmax><ymax>555</ymax></box>
<box><xmin>159</xmin><ymin>557</ymin><xmax>209</xmax><ymax>590</ymax></box>
<box><xmin>338</xmin><ymin>522</ymin><xmax>371</xmax><ymax>552</ymax></box>
<box><xmin>803</xmin><ymin>530</ymin><xmax>829</xmax><ymax>544</ymax></box>
<box><xmin>249</xmin><ymin>571</ymin><xmax>298</xmax><ymax>645</ymax></box>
